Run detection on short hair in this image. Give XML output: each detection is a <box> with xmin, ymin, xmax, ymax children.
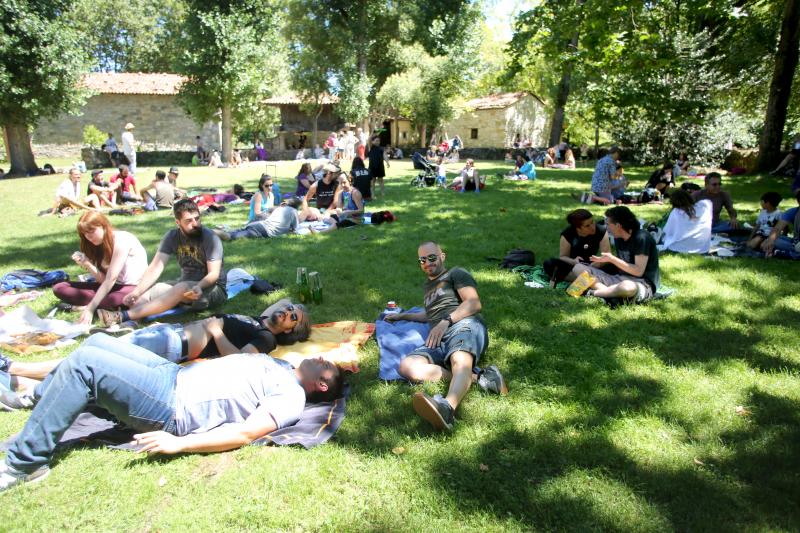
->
<box><xmin>566</xmin><ymin>208</ymin><xmax>593</xmax><ymax>228</ymax></box>
<box><xmin>605</xmin><ymin>205</ymin><xmax>640</xmax><ymax>233</ymax></box>
<box><xmin>705</xmin><ymin>172</ymin><xmax>722</xmax><ymax>183</ymax></box>
<box><xmin>418</xmin><ymin>240</ymin><xmax>441</xmax><ymax>252</ymax></box>
<box><xmin>155</xmin><ymin>170</ymin><xmax>166</xmax><ymax>180</ymax></box>
<box><xmin>761</xmin><ymin>191</ymin><xmax>782</xmax><ymax>208</ymax></box>
<box><xmin>118</xmin><ymin>164</ymin><xmax>129</xmax><ymax>173</ymax></box>
<box><xmin>306</xmin><ymin>365</ymin><xmax>345</xmax><ymax>403</ymax></box>
<box><xmin>173</xmin><ymin>198</ymin><xmax>199</xmax><ymax>219</ymax></box>
<box><xmin>608</xmin><ymin>145</ymin><xmax>621</xmax><ymax>155</ymax></box>
<box><xmin>232</xmin><ymin>184</ymin><xmax>244</xmax><ymax>196</ymax></box>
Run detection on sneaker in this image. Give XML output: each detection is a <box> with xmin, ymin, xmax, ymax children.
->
<box><xmin>0</xmin><ymin>462</ymin><xmax>50</xmax><ymax>493</ymax></box>
<box><xmin>89</xmin><ymin>321</ymin><xmax>136</xmax><ymax>336</ymax></box>
<box><xmin>97</xmin><ymin>309</ymin><xmax>122</xmax><ymax>327</ymax></box>
<box><xmin>412</xmin><ymin>392</ymin><xmax>454</xmax><ymax>431</ymax></box>
<box><xmin>477</xmin><ymin>365</ymin><xmax>508</xmax><ymax>396</ymax></box>
<box><xmin>0</xmin><ymin>390</ymin><xmax>36</xmax><ymax>411</ymax></box>
<box><xmin>0</xmin><ymin>351</ymin><xmax>13</xmax><ymax>373</ymax></box>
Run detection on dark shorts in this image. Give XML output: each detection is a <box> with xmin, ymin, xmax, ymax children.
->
<box><xmin>409</xmin><ymin>317</ymin><xmax>488</xmax><ymax>368</ymax></box>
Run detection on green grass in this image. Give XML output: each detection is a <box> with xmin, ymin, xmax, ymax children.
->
<box><xmin>1</xmin><ymin>159</ymin><xmax>799</xmax><ymax>531</ymax></box>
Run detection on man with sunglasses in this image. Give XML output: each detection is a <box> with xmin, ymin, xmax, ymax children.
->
<box><xmin>691</xmin><ymin>172</ymin><xmax>738</xmax><ymax>233</ymax></box>
<box><xmin>386</xmin><ymin>242</ymin><xmax>507</xmax><ymax>431</ymax></box>
<box><xmin>0</xmin><ymin>299</ymin><xmax>309</xmax><ymax>409</ymax></box>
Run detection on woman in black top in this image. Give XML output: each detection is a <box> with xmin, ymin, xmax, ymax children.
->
<box><xmin>646</xmin><ymin>162</ymin><xmax>675</xmax><ymax>196</ymax></box>
<box><xmin>367</xmin><ymin>136</ymin><xmax>386</xmax><ymax>199</ymax></box>
<box><xmin>350</xmin><ymin>156</ymin><xmax>372</xmax><ymax>200</ymax></box>
<box><xmin>543</xmin><ymin>209</ymin><xmax>612</xmax><ymax>283</ymax></box>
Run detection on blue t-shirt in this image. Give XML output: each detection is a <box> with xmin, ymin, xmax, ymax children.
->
<box><xmin>781</xmin><ymin>207</ymin><xmax>798</xmax><ymax>223</ymax></box>
<box><xmin>519</xmin><ymin>161</ymin><xmax>536</xmax><ymax>179</ymax></box>
<box><xmin>174</xmin><ymin>354</ymin><xmax>305</xmax><ymax>436</ymax></box>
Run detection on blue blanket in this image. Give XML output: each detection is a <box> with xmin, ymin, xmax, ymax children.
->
<box><xmin>376</xmin><ymin>307</ymin><xmax>429</xmax><ymax>381</ymax></box>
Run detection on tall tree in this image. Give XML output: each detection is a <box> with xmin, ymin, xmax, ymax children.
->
<box><xmin>176</xmin><ymin>0</ymin><xmax>286</xmax><ymax>162</ymax></box>
<box><xmin>757</xmin><ymin>0</ymin><xmax>800</xmax><ymax>170</ymax></box>
<box><xmin>0</xmin><ymin>0</ymin><xmax>91</xmax><ymax>176</ymax></box>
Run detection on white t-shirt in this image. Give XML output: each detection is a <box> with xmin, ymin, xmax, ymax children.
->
<box><xmin>121</xmin><ymin>131</ymin><xmax>135</xmax><ymax>156</ymax></box>
<box><xmin>113</xmin><ymin>230</ymin><xmax>148</xmax><ymax>285</ymax></box>
<box><xmin>661</xmin><ymin>199</ymin><xmax>712</xmax><ymax>254</ymax></box>
<box><xmin>55</xmin><ymin>179</ymin><xmax>80</xmax><ymax>201</ymax></box>
<box><xmin>755</xmin><ymin>208</ymin><xmax>782</xmax><ymax>236</ymax></box>
<box><xmin>174</xmin><ymin>354</ymin><xmax>305</xmax><ymax>436</ymax></box>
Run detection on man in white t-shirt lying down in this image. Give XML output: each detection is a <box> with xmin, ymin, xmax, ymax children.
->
<box><xmin>0</xmin><ymin>333</ymin><xmax>343</xmax><ymax>492</ymax></box>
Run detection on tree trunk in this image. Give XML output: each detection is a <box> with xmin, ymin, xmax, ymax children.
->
<box><xmin>3</xmin><ymin>122</ymin><xmax>38</xmax><ymax>177</ymax></box>
<box><xmin>756</xmin><ymin>0</ymin><xmax>800</xmax><ymax>171</ymax></box>
<box><xmin>221</xmin><ymin>104</ymin><xmax>233</xmax><ymax>163</ymax></box>
<box><xmin>594</xmin><ymin>124</ymin><xmax>599</xmax><ymax>162</ymax></box>
<box><xmin>548</xmin><ymin>2</ymin><xmax>583</xmax><ymax>147</ymax></box>
<box><xmin>313</xmin><ymin>103</ymin><xmax>322</xmax><ymax>147</ymax></box>
<box><xmin>419</xmin><ymin>124</ymin><xmax>427</xmax><ymax>148</ymax></box>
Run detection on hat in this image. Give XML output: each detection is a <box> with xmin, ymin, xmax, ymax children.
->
<box><xmin>91</xmin><ymin>169</ymin><xmax>103</xmax><ymax>177</ymax></box>
<box><xmin>124</xmin><ymin>123</ymin><xmax>135</xmax><ymax>130</ymax></box>
<box><xmin>323</xmin><ymin>163</ymin><xmax>338</xmax><ymax>173</ymax></box>
<box><xmin>169</xmin><ymin>167</ymin><xmax>179</xmax><ymax>174</ymax></box>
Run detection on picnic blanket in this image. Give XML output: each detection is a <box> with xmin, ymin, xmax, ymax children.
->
<box><xmin>375</xmin><ymin>307</ymin><xmax>429</xmax><ymax>381</ymax></box>
<box><xmin>0</xmin><ymin>385</ymin><xmax>351</xmax><ymax>452</ymax></box>
<box><xmin>271</xmin><ymin>321</ymin><xmax>374</xmax><ymax>372</ymax></box>
<box><xmin>145</xmin><ymin>268</ymin><xmax>256</xmax><ymax>322</ymax></box>
<box><xmin>0</xmin><ymin>305</ymin><xmax>89</xmax><ymax>353</ymax></box>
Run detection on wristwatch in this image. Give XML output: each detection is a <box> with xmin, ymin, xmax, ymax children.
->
<box><xmin>445</xmin><ymin>315</ymin><xmax>454</xmax><ymax>327</ymax></box>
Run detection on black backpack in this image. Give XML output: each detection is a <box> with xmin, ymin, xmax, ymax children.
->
<box><xmin>498</xmin><ymin>249</ymin><xmax>536</xmax><ymax>269</ymax></box>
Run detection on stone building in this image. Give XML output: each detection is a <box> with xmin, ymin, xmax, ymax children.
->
<box><xmin>443</xmin><ymin>92</ymin><xmax>548</xmax><ymax>148</ymax></box>
<box><xmin>33</xmin><ymin>73</ymin><xmax>219</xmax><ymax>150</ymax></box>
<box><xmin>263</xmin><ymin>93</ymin><xmax>342</xmax><ymax>149</ymax></box>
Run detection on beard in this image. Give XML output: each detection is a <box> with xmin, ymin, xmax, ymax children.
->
<box><xmin>266</xmin><ymin>310</ymin><xmax>284</xmax><ymax>326</ymax></box>
<box><xmin>182</xmin><ymin>226</ymin><xmax>202</xmax><ymax>237</ymax></box>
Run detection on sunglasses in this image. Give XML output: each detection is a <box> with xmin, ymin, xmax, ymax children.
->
<box><xmin>284</xmin><ymin>304</ymin><xmax>299</xmax><ymax>322</ymax></box>
<box><xmin>418</xmin><ymin>254</ymin><xmax>440</xmax><ymax>264</ymax></box>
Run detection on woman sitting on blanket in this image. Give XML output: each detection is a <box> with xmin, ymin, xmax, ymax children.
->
<box><xmin>660</xmin><ymin>189</ymin><xmax>712</xmax><ymax>254</ymax></box>
<box><xmin>295</xmin><ymin>162</ymin><xmax>314</xmax><ymax>197</ymax></box>
<box><xmin>249</xmin><ymin>174</ymin><xmax>278</xmax><ymax>222</ymax></box>
<box><xmin>310</xmin><ymin>174</ymin><xmax>364</xmax><ymax>234</ymax></box>
<box><xmin>548</xmin><ymin>149</ymin><xmax>576</xmax><ymax>169</ymax></box>
<box><xmin>52</xmin><ymin>212</ymin><xmax>148</xmax><ymax>324</ymax></box>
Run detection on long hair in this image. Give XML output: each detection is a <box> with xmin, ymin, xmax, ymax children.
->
<box><xmin>77</xmin><ymin>211</ymin><xmax>115</xmax><ymax>273</ymax></box>
<box><xmin>351</xmin><ymin>157</ymin><xmax>365</xmax><ymax>171</ymax></box>
<box><xmin>299</xmin><ymin>162</ymin><xmax>311</xmax><ymax>176</ymax></box>
<box><xmin>669</xmin><ymin>189</ymin><xmax>696</xmax><ymax>218</ymax></box>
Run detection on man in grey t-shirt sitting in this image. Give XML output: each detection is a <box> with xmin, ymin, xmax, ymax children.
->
<box><xmin>214</xmin><ymin>198</ymin><xmax>301</xmax><ymax>241</ymax></box>
<box><xmin>99</xmin><ymin>199</ymin><xmax>227</xmax><ymax>326</ymax></box>
<box><xmin>0</xmin><ymin>333</ymin><xmax>344</xmax><ymax>491</ymax></box>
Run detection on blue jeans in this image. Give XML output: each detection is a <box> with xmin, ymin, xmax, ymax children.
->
<box><xmin>409</xmin><ymin>317</ymin><xmax>488</xmax><ymax>368</ymax></box>
<box><xmin>774</xmin><ymin>235</ymin><xmax>798</xmax><ymax>253</ymax></box>
<box><xmin>230</xmin><ymin>222</ymin><xmax>269</xmax><ymax>240</ymax></box>
<box><xmin>712</xmin><ymin>221</ymin><xmax>736</xmax><ymax>233</ymax></box>
<box><xmin>6</xmin><ymin>333</ymin><xmax>179</xmax><ymax>473</ymax></box>
<box><xmin>121</xmin><ymin>323</ymin><xmax>185</xmax><ymax>363</ymax></box>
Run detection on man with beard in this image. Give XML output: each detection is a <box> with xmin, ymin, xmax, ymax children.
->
<box><xmin>385</xmin><ymin>241</ymin><xmax>507</xmax><ymax>432</ymax></box>
<box><xmin>99</xmin><ymin>199</ymin><xmax>226</xmax><ymax>326</ymax></box>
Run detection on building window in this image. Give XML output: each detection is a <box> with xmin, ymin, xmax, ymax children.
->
<box><xmin>402</xmin><ymin>131</ymin><xmax>407</xmax><ymax>140</ymax></box>
<box><xmin>470</xmin><ymin>128</ymin><xmax>478</xmax><ymax>139</ymax></box>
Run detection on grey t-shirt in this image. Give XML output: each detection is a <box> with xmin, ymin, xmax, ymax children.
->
<box><xmin>149</xmin><ymin>180</ymin><xmax>176</xmax><ymax>209</ymax></box>
<box><xmin>422</xmin><ymin>267</ymin><xmax>484</xmax><ymax>328</ymax></box>
<box><xmin>174</xmin><ymin>354</ymin><xmax>305</xmax><ymax>436</ymax></box>
<box><xmin>254</xmin><ymin>206</ymin><xmax>299</xmax><ymax>237</ymax></box>
<box><xmin>158</xmin><ymin>227</ymin><xmax>226</xmax><ymax>290</ymax></box>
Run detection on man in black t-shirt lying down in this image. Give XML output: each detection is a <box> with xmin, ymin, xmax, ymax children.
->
<box><xmin>571</xmin><ymin>206</ymin><xmax>661</xmax><ymax>303</ymax></box>
<box><xmin>385</xmin><ymin>241</ymin><xmax>508</xmax><ymax>432</ymax></box>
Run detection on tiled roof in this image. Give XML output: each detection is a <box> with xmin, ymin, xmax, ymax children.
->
<box><xmin>264</xmin><ymin>92</ymin><xmax>339</xmax><ymax>105</ymax></box>
<box><xmin>82</xmin><ymin>72</ymin><xmax>185</xmax><ymax>95</ymax></box>
<box><xmin>464</xmin><ymin>91</ymin><xmax>543</xmax><ymax>109</ymax></box>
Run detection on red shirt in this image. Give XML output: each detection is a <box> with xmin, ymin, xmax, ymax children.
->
<box><xmin>110</xmin><ymin>173</ymin><xmax>136</xmax><ymax>193</ymax></box>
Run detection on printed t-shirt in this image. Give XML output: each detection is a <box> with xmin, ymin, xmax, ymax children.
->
<box><xmin>157</xmin><ymin>227</ymin><xmax>226</xmax><ymax>290</ymax></box>
<box><xmin>423</xmin><ymin>267</ymin><xmax>483</xmax><ymax>328</ymax></box>
<box><xmin>561</xmin><ymin>223</ymin><xmax>607</xmax><ymax>261</ymax></box>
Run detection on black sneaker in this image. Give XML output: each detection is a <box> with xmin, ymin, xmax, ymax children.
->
<box><xmin>412</xmin><ymin>392</ymin><xmax>454</xmax><ymax>431</ymax></box>
<box><xmin>477</xmin><ymin>365</ymin><xmax>508</xmax><ymax>395</ymax></box>
<box><xmin>0</xmin><ymin>351</ymin><xmax>13</xmax><ymax>373</ymax></box>
<box><xmin>0</xmin><ymin>462</ymin><xmax>50</xmax><ymax>493</ymax></box>
<box><xmin>0</xmin><ymin>390</ymin><xmax>36</xmax><ymax>411</ymax></box>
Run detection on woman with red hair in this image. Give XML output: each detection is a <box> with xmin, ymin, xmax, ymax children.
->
<box><xmin>52</xmin><ymin>212</ymin><xmax>148</xmax><ymax>324</ymax></box>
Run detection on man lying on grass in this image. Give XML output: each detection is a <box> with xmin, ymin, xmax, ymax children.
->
<box><xmin>0</xmin><ymin>333</ymin><xmax>343</xmax><ymax>492</ymax></box>
<box><xmin>385</xmin><ymin>241</ymin><xmax>507</xmax><ymax>431</ymax></box>
<box><xmin>0</xmin><ymin>299</ymin><xmax>309</xmax><ymax>409</ymax></box>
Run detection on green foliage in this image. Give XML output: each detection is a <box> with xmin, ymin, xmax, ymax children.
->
<box><xmin>176</xmin><ymin>0</ymin><xmax>286</xmax><ymax>139</ymax></box>
<box><xmin>65</xmin><ymin>0</ymin><xmax>186</xmax><ymax>73</ymax></box>
<box><xmin>82</xmin><ymin>124</ymin><xmax>106</xmax><ymax>148</ymax></box>
<box><xmin>0</xmin><ymin>0</ymin><xmax>91</xmax><ymax>126</ymax></box>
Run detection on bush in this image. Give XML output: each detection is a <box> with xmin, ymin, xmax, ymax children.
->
<box><xmin>82</xmin><ymin>124</ymin><xmax>106</xmax><ymax>148</ymax></box>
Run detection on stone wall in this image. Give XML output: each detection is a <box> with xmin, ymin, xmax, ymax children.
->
<box><xmin>443</xmin><ymin>95</ymin><xmax>548</xmax><ymax>149</ymax></box>
<box><xmin>33</xmin><ymin>94</ymin><xmax>219</xmax><ymax>149</ymax></box>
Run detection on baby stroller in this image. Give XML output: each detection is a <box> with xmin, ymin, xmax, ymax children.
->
<box><xmin>411</xmin><ymin>152</ymin><xmax>436</xmax><ymax>187</ymax></box>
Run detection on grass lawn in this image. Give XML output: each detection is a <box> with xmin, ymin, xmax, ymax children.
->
<box><xmin>0</xmin><ymin>159</ymin><xmax>798</xmax><ymax>531</ymax></box>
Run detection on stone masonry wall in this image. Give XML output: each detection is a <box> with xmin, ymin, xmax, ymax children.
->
<box><xmin>443</xmin><ymin>96</ymin><xmax>548</xmax><ymax>149</ymax></box>
<box><xmin>33</xmin><ymin>94</ymin><xmax>219</xmax><ymax>150</ymax></box>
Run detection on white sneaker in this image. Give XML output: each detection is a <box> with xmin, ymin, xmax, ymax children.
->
<box><xmin>0</xmin><ymin>461</ymin><xmax>50</xmax><ymax>492</ymax></box>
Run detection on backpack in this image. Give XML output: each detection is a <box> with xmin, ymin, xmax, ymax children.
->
<box><xmin>369</xmin><ymin>211</ymin><xmax>396</xmax><ymax>224</ymax></box>
<box><xmin>498</xmin><ymin>249</ymin><xmax>536</xmax><ymax>269</ymax></box>
<box><xmin>1</xmin><ymin>269</ymin><xmax>69</xmax><ymax>291</ymax></box>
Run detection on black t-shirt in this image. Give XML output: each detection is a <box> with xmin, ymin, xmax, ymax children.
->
<box><xmin>315</xmin><ymin>179</ymin><xmax>337</xmax><ymax>209</ymax></box>
<box><xmin>368</xmin><ymin>146</ymin><xmax>385</xmax><ymax>178</ymax></box>
<box><xmin>423</xmin><ymin>267</ymin><xmax>483</xmax><ymax>328</ymax></box>
<box><xmin>614</xmin><ymin>228</ymin><xmax>660</xmax><ymax>291</ymax></box>
<box><xmin>561</xmin><ymin>223</ymin><xmax>607</xmax><ymax>262</ymax></box>
<box><xmin>199</xmin><ymin>314</ymin><xmax>277</xmax><ymax>358</ymax></box>
<box><xmin>646</xmin><ymin>169</ymin><xmax>674</xmax><ymax>189</ymax></box>
<box><xmin>87</xmin><ymin>180</ymin><xmax>109</xmax><ymax>195</ymax></box>
<box><xmin>351</xmin><ymin>168</ymin><xmax>372</xmax><ymax>200</ymax></box>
